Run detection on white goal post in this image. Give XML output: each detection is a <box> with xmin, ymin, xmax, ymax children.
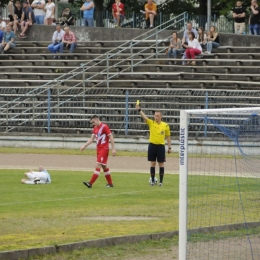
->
<box><xmin>179</xmin><ymin>107</ymin><xmax>260</xmax><ymax>260</ymax></box>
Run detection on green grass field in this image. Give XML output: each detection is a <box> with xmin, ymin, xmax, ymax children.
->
<box><xmin>1</xmin><ymin>167</ymin><xmax>260</xmax><ymax>255</ymax></box>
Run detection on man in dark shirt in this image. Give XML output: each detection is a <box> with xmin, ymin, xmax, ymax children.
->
<box><xmin>19</xmin><ymin>1</ymin><xmax>35</xmax><ymax>38</ymax></box>
<box><xmin>232</xmin><ymin>1</ymin><xmax>246</xmax><ymax>34</ymax></box>
<box><xmin>249</xmin><ymin>0</ymin><xmax>260</xmax><ymax>35</ymax></box>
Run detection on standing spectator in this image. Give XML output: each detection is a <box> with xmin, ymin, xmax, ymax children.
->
<box><xmin>182</xmin><ymin>22</ymin><xmax>198</xmax><ymax>45</ymax></box>
<box><xmin>112</xmin><ymin>0</ymin><xmax>124</xmax><ymax>28</ymax></box>
<box><xmin>166</xmin><ymin>32</ymin><xmax>182</xmax><ymax>64</ymax></box>
<box><xmin>205</xmin><ymin>26</ymin><xmax>220</xmax><ymax>54</ymax></box>
<box><xmin>80</xmin><ymin>115</ymin><xmax>116</xmax><ymax>188</ymax></box>
<box><xmin>135</xmin><ymin>104</ymin><xmax>171</xmax><ymax>186</ymax></box>
<box><xmin>144</xmin><ymin>0</ymin><xmax>157</xmax><ymax>29</ymax></box>
<box><xmin>182</xmin><ymin>32</ymin><xmax>202</xmax><ymax>66</ymax></box>
<box><xmin>13</xmin><ymin>1</ymin><xmax>22</xmax><ymax>32</ymax></box>
<box><xmin>47</xmin><ymin>25</ymin><xmax>64</xmax><ymax>58</ymax></box>
<box><xmin>197</xmin><ymin>27</ymin><xmax>207</xmax><ymax>49</ymax></box>
<box><xmin>19</xmin><ymin>1</ymin><xmax>35</xmax><ymax>38</ymax></box>
<box><xmin>0</xmin><ymin>24</ymin><xmax>16</xmax><ymax>54</ymax></box>
<box><xmin>249</xmin><ymin>0</ymin><xmax>260</xmax><ymax>35</ymax></box>
<box><xmin>59</xmin><ymin>26</ymin><xmax>77</xmax><ymax>54</ymax></box>
<box><xmin>31</xmin><ymin>0</ymin><xmax>45</xmax><ymax>25</ymax></box>
<box><xmin>233</xmin><ymin>1</ymin><xmax>246</xmax><ymax>34</ymax></box>
<box><xmin>44</xmin><ymin>0</ymin><xmax>55</xmax><ymax>25</ymax></box>
<box><xmin>0</xmin><ymin>16</ymin><xmax>6</xmax><ymax>30</ymax></box>
<box><xmin>7</xmin><ymin>0</ymin><xmax>15</xmax><ymax>26</ymax></box>
<box><xmin>80</xmin><ymin>0</ymin><xmax>94</xmax><ymax>27</ymax></box>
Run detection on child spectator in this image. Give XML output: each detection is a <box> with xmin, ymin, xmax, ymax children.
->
<box><xmin>205</xmin><ymin>26</ymin><xmax>220</xmax><ymax>54</ymax></box>
<box><xmin>182</xmin><ymin>31</ymin><xmax>202</xmax><ymax>66</ymax></box>
<box><xmin>112</xmin><ymin>0</ymin><xmax>124</xmax><ymax>28</ymax></box>
<box><xmin>197</xmin><ymin>27</ymin><xmax>207</xmax><ymax>50</ymax></box>
<box><xmin>232</xmin><ymin>1</ymin><xmax>246</xmax><ymax>34</ymax></box>
<box><xmin>166</xmin><ymin>32</ymin><xmax>182</xmax><ymax>64</ymax></box>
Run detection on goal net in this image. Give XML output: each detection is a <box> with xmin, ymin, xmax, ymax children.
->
<box><xmin>179</xmin><ymin>107</ymin><xmax>260</xmax><ymax>260</ymax></box>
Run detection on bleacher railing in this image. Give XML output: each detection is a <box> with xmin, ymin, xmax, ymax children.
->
<box><xmin>0</xmin><ymin>12</ymin><xmax>188</xmax><ymax>133</ymax></box>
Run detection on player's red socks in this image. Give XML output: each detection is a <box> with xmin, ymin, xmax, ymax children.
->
<box><xmin>104</xmin><ymin>168</ymin><xmax>113</xmax><ymax>185</ymax></box>
<box><xmin>89</xmin><ymin>168</ymin><xmax>100</xmax><ymax>185</ymax></box>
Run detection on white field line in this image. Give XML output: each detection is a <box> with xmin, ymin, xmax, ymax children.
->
<box><xmin>0</xmin><ymin>189</ymin><xmax>153</xmax><ymax>207</ymax></box>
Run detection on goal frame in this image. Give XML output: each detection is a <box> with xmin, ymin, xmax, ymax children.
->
<box><xmin>179</xmin><ymin>107</ymin><xmax>260</xmax><ymax>260</ymax></box>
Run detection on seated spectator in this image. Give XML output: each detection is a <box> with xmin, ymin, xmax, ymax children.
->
<box><xmin>0</xmin><ymin>26</ymin><xmax>3</xmax><ymax>42</ymax></box>
<box><xmin>166</xmin><ymin>32</ymin><xmax>182</xmax><ymax>64</ymax></box>
<box><xmin>19</xmin><ymin>1</ymin><xmax>35</xmax><ymax>38</ymax></box>
<box><xmin>0</xmin><ymin>24</ymin><xmax>16</xmax><ymax>54</ymax></box>
<box><xmin>197</xmin><ymin>27</ymin><xmax>207</xmax><ymax>50</ymax></box>
<box><xmin>182</xmin><ymin>32</ymin><xmax>202</xmax><ymax>66</ymax></box>
<box><xmin>44</xmin><ymin>0</ymin><xmax>55</xmax><ymax>25</ymax></box>
<box><xmin>112</xmin><ymin>0</ymin><xmax>124</xmax><ymax>28</ymax></box>
<box><xmin>0</xmin><ymin>16</ymin><xmax>6</xmax><ymax>30</ymax></box>
<box><xmin>47</xmin><ymin>24</ymin><xmax>64</xmax><ymax>58</ymax></box>
<box><xmin>59</xmin><ymin>26</ymin><xmax>77</xmax><ymax>54</ymax></box>
<box><xmin>182</xmin><ymin>22</ymin><xmax>198</xmax><ymax>45</ymax></box>
<box><xmin>232</xmin><ymin>1</ymin><xmax>246</xmax><ymax>34</ymax></box>
<box><xmin>31</xmin><ymin>0</ymin><xmax>45</xmax><ymax>25</ymax></box>
<box><xmin>21</xmin><ymin>166</ymin><xmax>51</xmax><ymax>184</ymax></box>
<box><xmin>144</xmin><ymin>0</ymin><xmax>157</xmax><ymax>29</ymax></box>
<box><xmin>205</xmin><ymin>26</ymin><xmax>220</xmax><ymax>54</ymax></box>
<box><xmin>80</xmin><ymin>0</ymin><xmax>95</xmax><ymax>27</ymax></box>
<box><xmin>13</xmin><ymin>1</ymin><xmax>23</xmax><ymax>32</ymax></box>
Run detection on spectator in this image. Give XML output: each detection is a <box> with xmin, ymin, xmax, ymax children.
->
<box><xmin>80</xmin><ymin>0</ymin><xmax>94</xmax><ymax>27</ymax></box>
<box><xmin>0</xmin><ymin>24</ymin><xmax>16</xmax><ymax>54</ymax></box>
<box><xmin>7</xmin><ymin>0</ymin><xmax>15</xmax><ymax>27</ymax></box>
<box><xmin>112</xmin><ymin>0</ymin><xmax>124</xmax><ymax>28</ymax></box>
<box><xmin>19</xmin><ymin>1</ymin><xmax>35</xmax><ymax>38</ymax></box>
<box><xmin>182</xmin><ymin>31</ymin><xmax>202</xmax><ymax>66</ymax></box>
<box><xmin>59</xmin><ymin>26</ymin><xmax>77</xmax><ymax>54</ymax></box>
<box><xmin>31</xmin><ymin>0</ymin><xmax>45</xmax><ymax>25</ymax></box>
<box><xmin>0</xmin><ymin>25</ymin><xmax>3</xmax><ymax>42</ymax></box>
<box><xmin>197</xmin><ymin>27</ymin><xmax>207</xmax><ymax>50</ymax></box>
<box><xmin>144</xmin><ymin>0</ymin><xmax>157</xmax><ymax>29</ymax></box>
<box><xmin>166</xmin><ymin>32</ymin><xmax>182</xmax><ymax>64</ymax></box>
<box><xmin>0</xmin><ymin>16</ymin><xmax>6</xmax><ymax>30</ymax></box>
<box><xmin>205</xmin><ymin>26</ymin><xmax>220</xmax><ymax>54</ymax></box>
<box><xmin>249</xmin><ymin>0</ymin><xmax>260</xmax><ymax>35</ymax></box>
<box><xmin>44</xmin><ymin>0</ymin><xmax>55</xmax><ymax>25</ymax></box>
<box><xmin>21</xmin><ymin>166</ymin><xmax>51</xmax><ymax>184</ymax></box>
<box><xmin>233</xmin><ymin>1</ymin><xmax>246</xmax><ymax>34</ymax></box>
<box><xmin>47</xmin><ymin>25</ymin><xmax>64</xmax><ymax>58</ymax></box>
<box><xmin>182</xmin><ymin>22</ymin><xmax>198</xmax><ymax>45</ymax></box>
<box><xmin>13</xmin><ymin>1</ymin><xmax>22</xmax><ymax>32</ymax></box>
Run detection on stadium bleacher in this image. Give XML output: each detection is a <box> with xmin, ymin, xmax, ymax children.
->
<box><xmin>1</xmin><ymin>38</ymin><xmax>260</xmax><ymax>137</ymax></box>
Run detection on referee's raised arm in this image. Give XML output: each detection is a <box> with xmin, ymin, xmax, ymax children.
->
<box><xmin>136</xmin><ymin>104</ymin><xmax>148</xmax><ymax>122</ymax></box>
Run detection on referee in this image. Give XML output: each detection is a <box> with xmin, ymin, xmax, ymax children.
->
<box><xmin>136</xmin><ymin>104</ymin><xmax>171</xmax><ymax>186</ymax></box>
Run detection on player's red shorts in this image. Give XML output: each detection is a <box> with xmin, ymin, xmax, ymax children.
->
<box><xmin>96</xmin><ymin>149</ymin><xmax>109</xmax><ymax>165</ymax></box>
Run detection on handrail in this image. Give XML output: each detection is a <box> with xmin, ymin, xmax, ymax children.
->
<box><xmin>0</xmin><ymin>12</ymin><xmax>188</xmax><ymax>132</ymax></box>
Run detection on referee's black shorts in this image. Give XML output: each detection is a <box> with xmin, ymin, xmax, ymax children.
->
<box><xmin>148</xmin><ymin>143</ymin><xmax>165</xmax><ymax>163</ymax></box>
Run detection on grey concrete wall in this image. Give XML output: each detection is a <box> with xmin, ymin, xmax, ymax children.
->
<box><xmin>16</xmin><ymin>25</ymin><xmax>260</xmax><ymax>46</ymax></box>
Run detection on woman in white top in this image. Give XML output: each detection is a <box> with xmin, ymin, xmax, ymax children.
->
<box><xmin>197</xmin><ymin>27</ymin><xmax>207</xmax><ymax>50</ymax></box>
<box><xmin>44</xmin><ymin>0</ymin><xmax>55</xmax><ymax>25</ymax></box>
<box><xmin>182</xmin><ymin>31</ymin><xmax>202</xmax><ymax>65</ymax></box>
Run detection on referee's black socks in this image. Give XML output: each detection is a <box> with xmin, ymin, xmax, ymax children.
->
<box><xmin>150</xmin><ymin>167</ymin><xmax>155</xmax><ymax>182</ymax></box>
<box><xmin>159</xmin><ymin>167</ymin><xmax>164</xmax><ymax>183</ymax></box>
